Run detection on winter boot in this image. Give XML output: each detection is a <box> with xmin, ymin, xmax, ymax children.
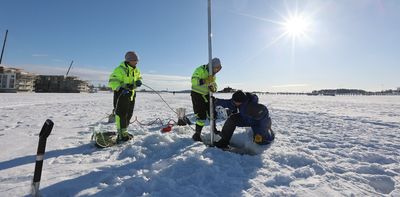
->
<box><xmin>213</xmin><ymin>139</ymin><xmax>229</xmax><ymax>149</ymax></box>
<box><xmin>192</xmin><ymin>125</ymin><xmax>203</xmax><ymax>142</ymax></box>
<box><xmin>117</xmin><ymin>129</ymin><xmax>133</xmax><ymax>142</ymax></box>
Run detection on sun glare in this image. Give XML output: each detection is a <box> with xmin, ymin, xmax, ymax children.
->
<box><xmin>277</xmin><ymin>10</ymin><xmax>314</xmax><ymax>65</ymax></box>
<box><xmin>236</xmin><ymin>3</ymin><xmax>316</xmax><ymax>64</ymax></box>
<box><xmin>283</xmin><ymin>15</ymin><xmax>311</xmax><ymax>38</ymax></box>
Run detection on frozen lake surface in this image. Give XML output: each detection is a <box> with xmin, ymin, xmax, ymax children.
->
<box><xmin>0</xmin><ymin>92</ymin><xmax>399</xmax><ymax>196</ymax></box>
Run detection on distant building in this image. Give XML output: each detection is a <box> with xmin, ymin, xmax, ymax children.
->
<box><xmin>0</xmin><ymin>65</ymin><xmax>17</xmax><ymax>93</ymax></box>
<box><xmin>17</xmin><ymin>71</ymin><xmax>37</xmax><ymax>92</ymax></box>
<box><xmin>35</xmin><ymin>75</ymin><xmax>89</xmax><ymax>93</ymax></box>
<box><xmin>78</xmin><ymin>80</ymin><xmax>90</xmax><ymax>92</ymax></box>
<box><xmin>1</xmin><ymin>65</ymin><xmax>91</xmax><ymax>93</ymax></box>
<box><xmin>1</xmin><ymin>65</ymin><xmax>38</xmax><ymax>92</ymax></box>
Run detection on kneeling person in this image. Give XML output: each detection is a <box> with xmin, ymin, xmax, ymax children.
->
<box><xmin>214</xmin><ymin>90</ymin><xmax>275</xmax><ymax>148</ymax></box>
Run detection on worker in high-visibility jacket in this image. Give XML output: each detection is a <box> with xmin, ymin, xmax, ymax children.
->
<box><xmin>108</xmin><ymin>51</ymin><xmax>142</xmax><ymax>142</ymax></box>
<box><xmin>191</xmin><ymin>58</ymin><xmax>222</xmax><ymax>142</ymax></box>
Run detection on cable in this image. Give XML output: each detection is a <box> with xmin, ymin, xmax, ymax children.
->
<box><xmin>142</xmin><ymin>83</ymin><xmax>178</xmax><ymax>115</ymax></box>
<box><xmin>141</xmin><ymin>83</ymin><xmax>195</xmax><ymax>131</ymax></box>
<box><xmin>130</xmin><ymin>116</ymin><xmax>176</xmax><ymax>126</ymax></box>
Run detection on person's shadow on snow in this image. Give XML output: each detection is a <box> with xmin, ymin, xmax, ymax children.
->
<box><xmin>0</xmin><ymin>143</ymin><xmax>95</xmax><ymax>171</ymax></box>
<box><xmin>38</xmin><ymin>131</ymin><xmax>269</xmax><ymax>197</ymax></box>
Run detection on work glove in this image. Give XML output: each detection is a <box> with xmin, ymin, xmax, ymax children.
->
<box><xmin>199</xmin><ymin>76</ymin><xmax>214</xmax><ymax>86</ymax></box>
<box><xmin>135</xmin><ymin>80</ymin><xmax>142</xmax><ymax>87</ymax></box>
<box><xmin>208</xmin><ymin>82</ymin><xmax>217</xmax><ymax>93</ymax></box>
<box><xmin>199</xmin><ymin>79</ymin><xmax>205</xmax><ymax>85</ymax></box>
<box><xmin>121</xmin><ymin>88</ymin><xmax>130</xmax><ymax>95</ymax></box>
<box><xmin>205</xmin><ymin>76</ymin><xmax>215</xmax><ymax>84</ymax></box>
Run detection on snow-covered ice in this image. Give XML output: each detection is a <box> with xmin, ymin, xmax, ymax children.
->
<box><xmin>0</xmin><ymin>92</ymin><xmax>399</xmax><ymax>196</ymax></box>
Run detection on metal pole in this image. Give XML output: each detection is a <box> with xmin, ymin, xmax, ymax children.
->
<box><xmin>207</xmin><ymin>0</ymin><xmax>215</xmax><ymax>144</ymax></box>
<box><xmin>0</xmin><ymin>29</ymin><xmax>8</xmax><ymax>64</ymax></box>
<box><xmin>31</xmin><ymin>119</ymin><xmax>54</xmax><ymax>197</ymax></box>
<box><xmin>66</xmin><ymin>60</ymin><xmax>74</xmax><ymax>76</ymax></box>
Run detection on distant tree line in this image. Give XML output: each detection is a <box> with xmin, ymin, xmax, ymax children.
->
<box><xmin>93</xmin><ymin>84</ymin><xmax>400</xmax><ymax>96</ymax></box>
<box><xmin>310</xmin><ymin>88</ymin><xmax>400</xmax><ymax>96</ymax></box>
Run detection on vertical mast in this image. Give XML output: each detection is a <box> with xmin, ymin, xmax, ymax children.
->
<box><xmin>207</xmin><ymin>0</ymin><xmax>215</xmax><ymax>143</ymax></box>
<box><xmin>0</xmin><ymin>29</ymin><xmax>8</xmax><ymax>64</ymax></box>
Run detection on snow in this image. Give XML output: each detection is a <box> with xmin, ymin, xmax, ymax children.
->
<box><xmin>0</xmin><ymin>92</ymin><xmax>399</xmax><ymax>196</ymax></box>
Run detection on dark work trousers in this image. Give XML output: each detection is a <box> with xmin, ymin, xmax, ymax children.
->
<box><xmin>219</xmin><ymin>113</ymin><xmax>245</xmax><ymax>144</ymax></box>
<box><xmin>114</xmin><ymin>90</ymin><xmax>136</xmax><ymax>130</ymax></box>
<box><xmin>191</xmin><ymin>91</ymin><xmax>218</xmax><ymax>133</ymax></box>
<box><xmin>191</xmin><ymin>91</ymin><xmax>210</xmax><ymax>127</ymax></box>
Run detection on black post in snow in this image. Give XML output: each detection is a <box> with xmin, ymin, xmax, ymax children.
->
<box><xmin>31</xmin><ymin>119</ymin><xmax>54</xmax><ymax>197</ymax></box>
<box><xmin>0</xmin><ymin>29</ymin><xmax>8</xmax><ymax>64</ymax></box>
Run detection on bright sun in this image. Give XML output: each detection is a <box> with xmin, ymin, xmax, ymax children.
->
<box><xmin>235</xmin><ymin>5</ymin><xmax>315</xmax><ymax>64</ymax></box>
<box><xmin>283</xmin><ymin>15</ymin><xmax>311</xmax><ymax>39</ymax></box>
<box><xmin>277</xmin><ymin>11</ymin><xmax>314</xmax><ymax>63</ymax></box>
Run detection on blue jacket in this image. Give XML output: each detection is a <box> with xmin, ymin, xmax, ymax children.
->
<box><xmin>215</xmin><ymin>93</ymin><xmax>274</xmax><ymax>144</ymax></box>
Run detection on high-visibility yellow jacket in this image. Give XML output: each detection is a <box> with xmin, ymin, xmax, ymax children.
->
<box><xmin>191</xmin><ymin>65</ymin><xmax>217</xmax><ymax>95</ymax></box>
<box><xmin>108</xmin><ymin>61</ymin><xmax>142</xmax><ymax>93</ymax></box>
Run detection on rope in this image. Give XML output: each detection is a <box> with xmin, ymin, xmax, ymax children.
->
<box><xmin>141</xmin><ymin>83</ymin><xmax>195</xmax><ymax>131</ymax></box>
<box><xmin>130</xmin><ymin>116</ymin><xmax>176</xmax><ymax>127</ymax></box>
<box><xmin>142</xmin><ymin>83</ymin><xmax>178</xmax><ymax>115</ymax></box>
<box><xmin>97</xmin><ymin>113</ymin><xmax>112</xmax><ymax>123</ymax></box>
<box><xmin>92</xmin><ymin>91</ymin><xmax>124</xmax><ymax>125</ymax></box>
<box><xmin>94</xmin><ymin>83</ymin><xmax>195</xmax><ymax>134</ymax></box>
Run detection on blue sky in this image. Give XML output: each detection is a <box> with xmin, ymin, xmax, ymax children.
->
<box><xmin>1</xmin><ymin>0</ymin><xmax>399</xmax><ymax>92</ymax></box>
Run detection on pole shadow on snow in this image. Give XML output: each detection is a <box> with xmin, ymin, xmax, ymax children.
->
<box><xmin>38</xmin><ymin>133</ymin><xmax>268</xmax><ymax>197</ymax></box>
<box><xmin>0</xmin><ymin>144</ymin><xmax>95</xmax><ymax>171</ymax></box>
